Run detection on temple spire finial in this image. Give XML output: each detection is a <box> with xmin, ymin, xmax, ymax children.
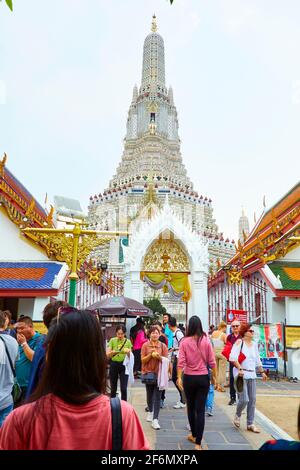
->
<box><xmin>151</xmin><ymin>14</ymin><xmax>157</xmax><ymax>33</ymax></box>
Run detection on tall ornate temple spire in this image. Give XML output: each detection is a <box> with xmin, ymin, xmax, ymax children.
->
<box><xmin>112</xmin><ymin>15</ymin><xmax>188</xmax><ymax>185</ymax></box>
<box><xmin>239</xmin><ymin>208</ymin><xmax>250</xmax><ymax>242</ymax></box>
<box><xmin>141</xmin><ymin>14</ymin><xmax>165</xmax><ymax>89</ymax></box>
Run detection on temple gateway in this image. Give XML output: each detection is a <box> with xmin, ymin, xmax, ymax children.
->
<box><xmin>88</xmin><ymin>17</ymin><xmax>234</xmax><ymax>329</ymax></box>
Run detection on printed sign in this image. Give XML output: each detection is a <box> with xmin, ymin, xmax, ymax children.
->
<box><xmin>261</xmin><ymin>358</ymin><xmax>278</xmax><ymax>370</ymax></box>
<box><xmin>226</xmin><ymin>309</ymin><xmax>248</xmax><ymax>324</ymax></box>
<box><xmin>252</xmin><ymin>324</ymin><xmax>284</xmax><ymax>359</ymax></box>
<box><xmin>285</xmin><ymin>326</ymin><xmax>300</xmax><ymax>349</ymax></box>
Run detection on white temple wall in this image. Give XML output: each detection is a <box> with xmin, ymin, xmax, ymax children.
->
<box><xmin>270</xmin><ymin>296</ymin><xmax>285</xmax><ymax>324</ymax></box>
<box><xmin>0</xmin><ymin>212</ymin><xmax>48</xmax><ymax>261</ymax></box>
<box><xmin>189</xmin><ymin>270</ymin><xmax>208</xmax><ymax>333</ymax></box>
<box><xmin>285</xmin><ymin>297</ymin><xmax>300</xmax><ymax>325</ymax></box>
<box><xmin>18</xmin><ymin>297</ymin><xmax>49</xmax><ymax>321</ymax></box>
<box><xmin>18</xmin><ymin>298</ymin><xmax>35</xmax><ymax>317</ymax></box>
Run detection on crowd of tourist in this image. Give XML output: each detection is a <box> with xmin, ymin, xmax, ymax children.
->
<box><xmin>0</xmin><ymin>306</ymin><xmax>299</xmax><ymax>451</ymax></box>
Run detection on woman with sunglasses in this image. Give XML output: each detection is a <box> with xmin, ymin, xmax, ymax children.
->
<box><xmin>229</xmin><ymin>322</ymin><xmax>267</xmax><ymax>433</ymax></box>
<box><xmin>0</xmin><ymin>309</ymin><xmax>149</xmax><ymax>450</ymax></box>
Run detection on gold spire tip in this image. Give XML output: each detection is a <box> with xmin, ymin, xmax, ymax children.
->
<box><xmin>151</xmin><ymin>14</ymin><xmax>157</xmax><ymax>33</ymax></box>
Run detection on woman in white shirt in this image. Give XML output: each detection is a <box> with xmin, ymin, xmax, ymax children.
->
<box><xmin>229</xmin><ymin>323</ymin><xmax>267</xmax><ymax>433</ymax></box>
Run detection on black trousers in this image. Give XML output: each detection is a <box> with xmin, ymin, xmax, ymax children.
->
<box><xmin>109</xmin><ymin>361</ymin><xmax>129</xmax><ymax>401</ymax></box>
<box><xmin>145</xmin><ymin>383</ymin><xmax>162</xmax><ymax>420</ymax></box>
<box><xmin>133</xmin><ymin>349</ymin><xmax>141</xmax><ymax>373</ymax></box>
<box><xmin>172</xmin><ymin>356</ymin><xmax>185</xmax><ymax>404</ymax></box>
<box><xmin>229</xmin><ymin>363</ymin><xmax>236</xmax><ymax>401</ymax></box>
<box><xmin>183</xmin><ymin>374</ymin><xmax>209</xmax><ymax>445</ymax></box>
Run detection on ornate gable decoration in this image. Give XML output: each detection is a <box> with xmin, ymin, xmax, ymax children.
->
<box><xmin>124</xmin><ymin>198</ymin><xmax>208</xmax><ymax>273</ymax></box>
<box><xmin>142</xmin><ymin>236</ymin><xmax>190</xmax><ymax>272</ymax></box>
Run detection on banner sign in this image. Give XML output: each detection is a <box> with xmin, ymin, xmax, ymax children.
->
<box><xmin>285</xmin><ymin>326</ymin><xmax>300</xmax><ymax>349</ymax></box>
<box><xmin>252</xmin><ymin>324</ymin><xmax>284</xmax><ymax>359</ymax></box>
<box><xmin>261</xmin><ymin>358</ymin><xmax>278</xmax><ymax>370</ymax></box>
<box><xmin>226</xmin><ymin>309</ymin><xmax>248</xmax><ymax>324</ymax></box>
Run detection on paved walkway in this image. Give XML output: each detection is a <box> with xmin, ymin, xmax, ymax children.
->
<box><xmin>127</xmin><ymin>380</ymin><xmax>275</xmax><ymax>450</ymax></box>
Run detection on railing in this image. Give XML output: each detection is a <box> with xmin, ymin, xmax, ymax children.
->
<box><xmin>59</xmin><ymin>271</ymin><xmax>124</xmax><ymax>309</ymax></box>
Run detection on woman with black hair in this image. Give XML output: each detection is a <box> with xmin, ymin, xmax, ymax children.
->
<box><xmin>130</xmin><ymin>318</ymin><xmax>147</xmax><ymax>377</ymax></box>
<box><xmin>177</xmin><ymin>316</ymin><xmax>217</xmax><ymax>450</ymax></box>
<box><xmin>0</xmin><ymin>309</ymin><xmax>148</xmax><ymax>450</ymax></box>
<box><xmin>106</xmin><ymin>324</ymin><xmax>132</xmax><ymax>401</ymax></box>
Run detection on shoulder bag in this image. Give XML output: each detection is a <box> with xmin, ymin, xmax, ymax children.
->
<box><xmin>110</xmin><ymin>397</ymin><xmax>122</xmax><ymax>450</ymax></box>
<box><xmin>222</xmin><ymin>339</ymin><xmax>246</xmax><ymax>364</ymax></box>
<box><xmin>109</xmin><ymin>338</ymin><xmax>128</xmax><ymax>366</ymax></box>
<box><xmin>221</xmin><ymin>340</ymin><xmax>246</xmax><ymax>364</ymax></box>
<box><xmin>0</xmin><ymin>335</ymin><xmax>22</xmax><ymax>404</ymax></box>
<box><xmin>141</xmin><ymin>341</ymin><xmax>163</xmax><ymax>385</ymax></box>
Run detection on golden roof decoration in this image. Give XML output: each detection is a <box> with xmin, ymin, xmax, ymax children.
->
<box><xmin>142</xmin><ymin>236</ymin><xmax>190</xmax><ymax>272</ymax></box>
<box><xmin>0</xmin><ymin>153</ymin><xmax>7</xmax><ymax>177</ymax></box>
<box><xmin>226</xmin><ymin>266</ymin><xmax>242</xmax><ymax>285</ymax></box>
<box><xmin>23</xmin><ymin>229</ymin><xmax>114</xmax><ymax>272</ymax></box>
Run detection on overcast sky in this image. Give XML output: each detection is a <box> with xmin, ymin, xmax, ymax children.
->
<box><xmin>1</xmin><ymin>0</ymin><xmax>300</xmax><ymax>240</ymax></box>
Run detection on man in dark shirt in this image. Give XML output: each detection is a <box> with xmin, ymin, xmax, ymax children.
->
<box><xmin>226</xmin><ymin>321</ymin><xmax>241</xmax><ymax>405</ymax></box>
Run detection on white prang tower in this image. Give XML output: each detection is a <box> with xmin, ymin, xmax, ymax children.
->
<box><xmin>239</xmin><ymin>208</ymin><xmax>250</xmax><ymax>242</ymax></box>
<box><xmin>88</xmin><ymin>16</ymin><xmax>235</xmax><ymax>275</ymax></box>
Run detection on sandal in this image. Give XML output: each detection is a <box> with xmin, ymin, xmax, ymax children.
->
<box><xmin>187</xmin><ymin>434</ymin><xmax>196</xmax><ymax>443</ymax></box>
<box><xmin>233</xmin><ymin>415</ymin><xmax>240</xmax><ymax>428</ymax></box>
<box><xmin>247</xmin><ymin>424</ymin><xmax>260</xmax><ymax>433</ymax></box>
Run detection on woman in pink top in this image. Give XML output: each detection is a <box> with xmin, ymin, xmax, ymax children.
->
<box><xmin>130</xmin><ymin>318</ymin><xmax>147</xmax><ymax>377</ymax></box>
<box><xmin>177</xmin><ymin>316</ymin><xmax>216</xmax><ymax>450</ymax></box>
<box><xmin>0</xmin><ymin>309</ymin><xmax>149</xmax><ymax>450</ymax></box>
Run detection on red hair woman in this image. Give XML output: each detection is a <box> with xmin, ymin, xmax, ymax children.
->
<box><xmin>229</xmin><ymin>322</ymin><xmax>267</xmax><ymax>433</ymax></box>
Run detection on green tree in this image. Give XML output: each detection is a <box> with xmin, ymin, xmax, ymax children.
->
<box><xmin>1</xmin><ymin>0</ymin><xmax>13</xmax><ymax>11</ymax></box>
<box><xmin>144</xmin><ymin>296</ymin><xmax>166</xmax><ymax>326</ymax></box>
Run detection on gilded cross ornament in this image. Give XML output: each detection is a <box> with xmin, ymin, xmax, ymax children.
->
<box><xmin>161</xmin><ymin>250</ymin><xmax>171</xmax><ymax>271</ymax></box>
<box><xmin>22</xmin><ymin>223</ymin><xmax>128</xmax><ymax>306</ymax></box>
<box><xmin>142</xmin><ymin>237</ymin><xmax>190</xmax><ymax>272</ymax></box>
<box><xmin>87</xmin><ymin>267</ymin><xmax>103</xmax><ymax>286</ymax></box>
<box><xmin>226</xmin><ymin>266</ymin><xmax>242</xmax><ymax>285</ymax></box>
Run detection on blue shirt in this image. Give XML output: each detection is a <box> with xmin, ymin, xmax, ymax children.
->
<box><xmin>164</xmin><ymin>324</ymin><xmax>173</xmax><ymax>349</ymax></box>
<box><xmin>15</xmin><ymin>333</ymin><xmax>42</xmax><ymax>388</ymax></box>
<box><xmin>26</xmin><ymin>335</ymin><xmax>46</xmax><ymax>399</ymax></box>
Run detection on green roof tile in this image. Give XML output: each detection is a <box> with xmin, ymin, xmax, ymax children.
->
<box><xmin>269</xmin><ymin>262</ymin><xmax>300</xmax><ymax>290</ymax></box>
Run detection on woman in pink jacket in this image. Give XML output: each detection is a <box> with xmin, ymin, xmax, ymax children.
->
<box><xmin>177</xmin><ymin>316</ymin><xmax>217</xmax><ymax>450</ymax></box>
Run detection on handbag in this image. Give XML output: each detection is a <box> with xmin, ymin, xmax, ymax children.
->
<box><xmin>0</xmin><ymin>335</ymin><xmax>22</xmax><ymax>403</ymax></box>
<box><xmin>234</xmin><ymin>374</ymin><xmax>244</xmax><ymax>393</ymax></box>
<box><xmin>141</xmin><ymin>372</ymin><xmax>157</xmax><ymax>384</ymax></box>
<box><xmin>222</xmin><ymin>340</ymin><xmax>246</xmax><ymax>364</ymax></box>
<box><xmin>12</xmin><ymin>379</ymin><xmax>22</xmax><ymax>403</ymax></box>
